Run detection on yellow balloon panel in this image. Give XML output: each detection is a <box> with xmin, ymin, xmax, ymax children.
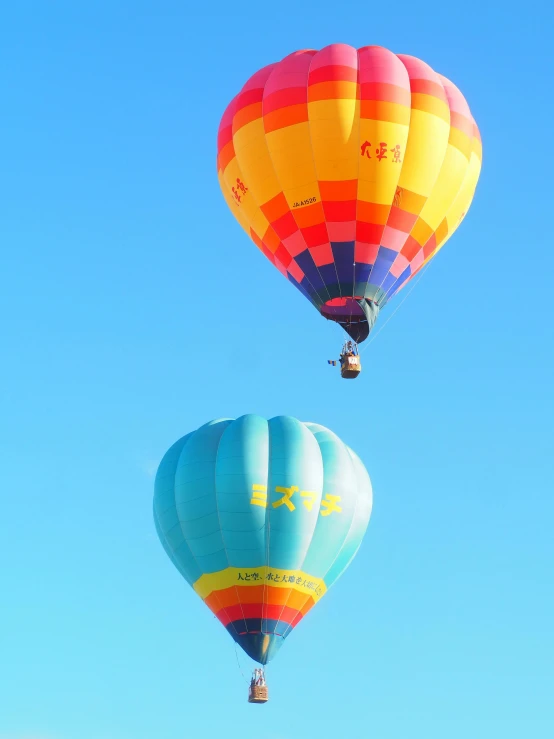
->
<box><xmin>398</xmin><ymin>110</ymin><xmax>450</xmax><ymax>200</ymax></box>
<box><xmin>233</xmin><ymin>119</ymin><xmax>282</xmax><ymax>206</ymax></box>
<box><xmin>308</xmin><ymin>99</ymin><xmax>360</xmax><ymax>182</ymax></box>
<box><xmin>418</xmin><ymin>144</ymin><xmax>470</xmax><ymax>231</ymax></box>
<box><xmin>433</xmin><ymin>136</ymin><xmax>483</xmax><ymax>257</ymax></box>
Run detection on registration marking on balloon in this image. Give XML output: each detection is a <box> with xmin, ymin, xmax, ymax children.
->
<box><xmin>292</xmin><ymin>196</ymin><xmax>317</xmax><ymax>208</ymax></box>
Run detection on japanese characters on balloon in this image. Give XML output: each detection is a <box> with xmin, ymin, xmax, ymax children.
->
<box><xmin>217</xmin><ymin>44</ymin><xmax>482</xmax><ymax>375</ymax></box>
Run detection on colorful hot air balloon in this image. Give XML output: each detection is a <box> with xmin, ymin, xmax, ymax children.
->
<box><xmin>153</xmin><ymin>415</ymin><xmax>372</xmax><ymax>681</ymax></box>
<box><xmin>217</xmin><ymin>45</ymin><xmax>482</xmax><ymax>344</ymax></box>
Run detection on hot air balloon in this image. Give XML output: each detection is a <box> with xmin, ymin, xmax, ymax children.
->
<box><xmin>217</xmin><ymin>45</ymin><xmax>482</xmax><ymax>375</ymax></box>
<box><xmin>153</xmin><ymin>415</ymin><xmax>372</xmax><ymax>702</ymax></box>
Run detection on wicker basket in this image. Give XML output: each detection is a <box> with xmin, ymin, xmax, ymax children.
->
<box><xmin>248</xmin><ymin>684</ymin><xmax>269</xmax><ymax>704</ymax></box>
<box><xmin>340</xmin><ymin>354</ymin><xmax>361</xmax><ymax>379</ymax></box>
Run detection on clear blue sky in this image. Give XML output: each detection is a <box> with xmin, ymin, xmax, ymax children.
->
<box><xmin>1</xmin><ymin>2</ymin><xmax>553</xmax><ymax>738</ymax></box>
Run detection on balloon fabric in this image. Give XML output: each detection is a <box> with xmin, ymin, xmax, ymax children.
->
<box><xmin>154</xmin><ymin>415</ymin><xmax>373</xmax><ymax>664</ymax></box>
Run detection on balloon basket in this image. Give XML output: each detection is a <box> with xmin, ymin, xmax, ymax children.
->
<box><xmin>248</xmin><ymin>685</ymin><xmax>269</xmax><ymax>704</ymax></box>
<box><xmin>340</xmin><ymin>356</ymin><xmax>361</xmax><ymax>379</ymax></box>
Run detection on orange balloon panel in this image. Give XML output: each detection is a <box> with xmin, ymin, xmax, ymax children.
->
<box><xmin>217</xmin><ymin>45</ymin><xmax>482</xmax><ymax>342</ymax></box>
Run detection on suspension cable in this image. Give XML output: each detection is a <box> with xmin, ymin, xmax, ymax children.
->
<box><xmin>359</xmin><ymin>264</ymin><xmax>430</xmax><ymax>355</ymax></box>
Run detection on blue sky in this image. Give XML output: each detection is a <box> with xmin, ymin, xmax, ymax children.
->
<box><xmin>1</xmin><ymin>1</ymin><xmax>553</xmax><ymax>737</ymax></box>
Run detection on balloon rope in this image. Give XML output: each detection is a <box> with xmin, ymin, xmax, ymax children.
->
<box><xmin>234</xmin><ymin>642</ymin><xmax>250</xmax><ymax>685</ymax></box>
<box><xmin>262</xmin><ymin>516</ymin><xmax>272</xmax><ymax>635</ymax></box>
<box><xmin>360</xmin><ymin>264</ymin><xmax>430</xmax><ymax>355</ymax></box>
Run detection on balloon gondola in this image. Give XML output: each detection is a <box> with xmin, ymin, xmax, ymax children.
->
<box><xmin>217</xmin><ymin>45</ymin><xmax>482</xmax><ymax>370</ymax></box>
<box><xmin>248</xmin><ymin>668</ymin><xmax>268</xmax><ymax>704</ymax></box>
<box><xmin>328</xmin><ymin>341</ymin><xmax>361</xmax><ymax>379</ymax></box>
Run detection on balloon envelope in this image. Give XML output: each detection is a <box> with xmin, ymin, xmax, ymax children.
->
<box><xmin>217</xmin><ymin>45</ymin><xmax>482</xmax><ymax>342</ymax></box>
<box><xmin>153</xmin><ymin>415</ymin><xmax>372</xmax><ymax>664</ymax></box>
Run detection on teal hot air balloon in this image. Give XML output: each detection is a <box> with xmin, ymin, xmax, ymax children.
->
<box><xmin>153</xmin><ymin>415</ymin><xmax>372</xmax><ymax>672</ymax></box>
